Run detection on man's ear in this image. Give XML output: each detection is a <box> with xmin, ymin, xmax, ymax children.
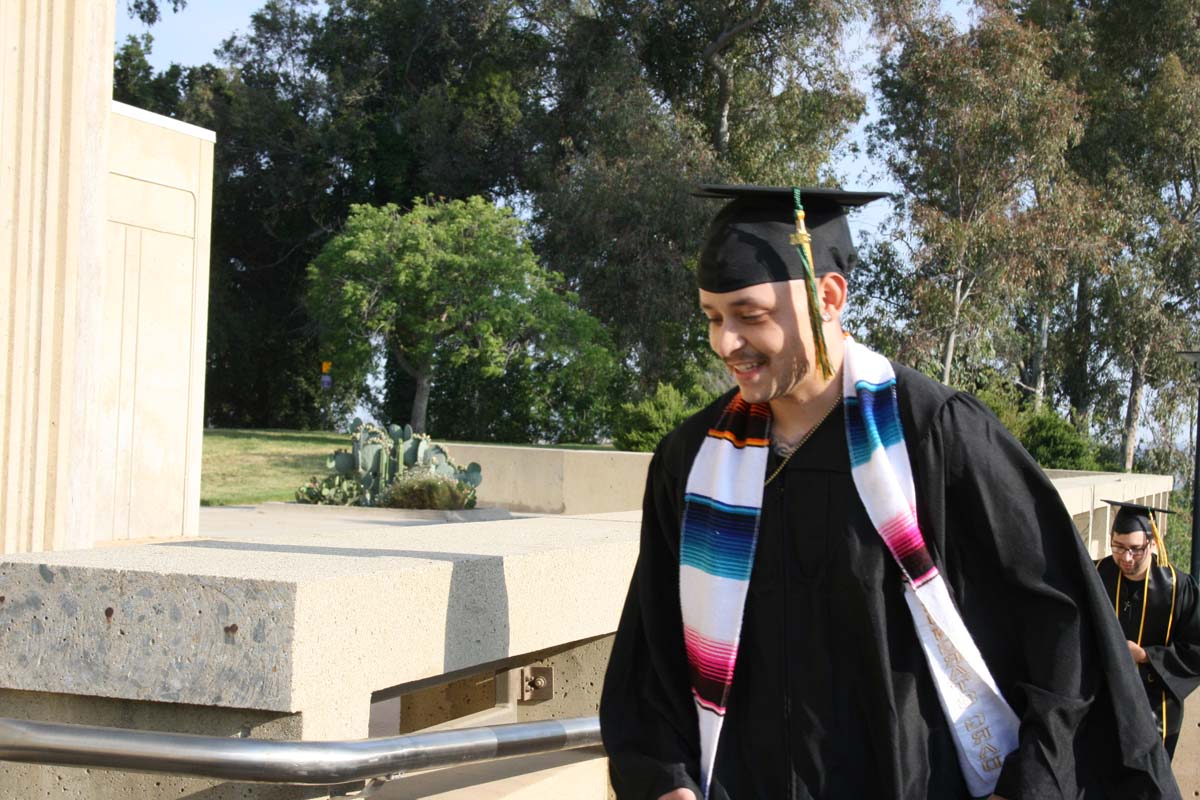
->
<box><xmin>818</xmin><ymin>272</ymin><xmax>848</xmax><ymax>315</ymax></box>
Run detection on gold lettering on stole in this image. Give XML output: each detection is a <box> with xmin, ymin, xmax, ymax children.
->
<box><xmin>924</xmin><ymin>612</ymin><xmax>1000</xmax><ymax>772</ymax></box>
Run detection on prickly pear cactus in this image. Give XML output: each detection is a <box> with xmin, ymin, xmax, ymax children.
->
<box><xmin>309</xmin><ymin>422</ymin><xmax>482</xmax><ymax>507</ymax></box>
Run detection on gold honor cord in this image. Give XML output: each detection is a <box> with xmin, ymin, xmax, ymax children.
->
<box><xmin>1162</xmin><ymin>691</ymin><xmax>1167</xmax><ymax>743</ymax></box>
<box><xmin>789</xmin><ymin>187</ymin><xmax>832</xmax><ymax>380</ymax></box>
<box><xmin>1166</xmin><ymin>564</ymin><xmax>1178</xmax><ymax>645</ymax></box>
<box><xmin>1114</xmin><ymin>551</ymin><xmax>1176</xmax><ymax>744</ymax></box>
<box><xmin>1139</xmin><ymin>570</ymin><xmax>1150</xmax><ymax>645</ymax></box>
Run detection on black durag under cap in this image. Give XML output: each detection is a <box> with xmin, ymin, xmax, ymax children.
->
<box><xmin>1104</xmin><ymin>499</ymin><xmax>1174</xmax><ymax>535</ymax></box>
<box><xmin>695</xmin><ymin>185</ymin><xmax>888</xmax><ymax>293</ymax></box>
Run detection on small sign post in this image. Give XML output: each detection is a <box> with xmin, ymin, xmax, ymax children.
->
<box><xmin>320</xmin><ymin>361</ymin><xmax>333</xmax><ymax>431</ymax></box>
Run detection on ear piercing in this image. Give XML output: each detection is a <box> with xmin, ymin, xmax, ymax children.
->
<box><xmin>821</xmin><ymin>313</ymin><xmax>833</xmax><ymax>322</ymax></box>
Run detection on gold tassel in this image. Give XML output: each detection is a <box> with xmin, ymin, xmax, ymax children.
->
<box><xmin>789</xmin><ymin>188</ymin><xmax>832</xmax><ymax>380</ymax></box>
<box><xmin>1149</xmin><ymin>516</ymin><xmax>1170</xmax><ymax>568</ymax></box>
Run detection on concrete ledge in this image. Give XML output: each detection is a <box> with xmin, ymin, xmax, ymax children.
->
<box><xmin>0</xmin><ymin>514</ymin><xmax>640</xmax><ymax>740</ymax></box>
<box><xmin>1177</xmin><ymin>696</ymin><xmax>1200</xmax><ymax>796</ymax></box>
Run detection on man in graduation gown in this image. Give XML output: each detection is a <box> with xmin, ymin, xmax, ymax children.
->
<box><xmin>599</xmin><ymin>185</ymin><xmax>1179</xmax><ymax>799</ymax></box>
<box><xmin>1096</xmin><ymin>501</ymin><xmax>1200</xmax><ymax>759</ymax></box>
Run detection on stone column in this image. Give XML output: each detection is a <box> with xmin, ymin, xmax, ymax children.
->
<box><xmin>1</xmin><ymin>0</ymin><xmax>117</xmax><ymax>553</ymax></box>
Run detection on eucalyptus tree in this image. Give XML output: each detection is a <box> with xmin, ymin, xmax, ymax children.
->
<box><xmin>1034</xmin><ymin>0</ymin><xmax>1200</xmax><ymax>465</ymax></box>
<box><xmin>869</xmin><ymin>3</ymin><xmax>1083</xmax><ymax>386</ymax></box>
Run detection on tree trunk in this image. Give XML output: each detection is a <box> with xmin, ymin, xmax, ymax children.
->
<box><xmin>701</xmin><ymin>0</ymin><xmax>768</xmax><ymax>159</ymax></box>
<box><xmin>714</xmin><ymin>70</ymin><xmax>732</xmax><ymax>156</ymax></box>
<box><xmin>1033</xmin><ymin>310</ymin><xmax>1049</xmax><ymax>413</ymax></box>
<box><xmin>941</xmin><ymin>327</ymin><xmax>958</xmax><ymax>386</ymax></box>
<box><xmin>1120</xmin><ymin>352</ymin><xmax>1148</xmax><ymax>471</ymax></box>
<box><xmin>1066</xmin><ymin>274</ymin><xmax>1093</xmax><ymax>428</ymax></box>
<box><xmin>941</xmin><ymin>276</ymin><xmax>963</xmax><ymax>385</ymax></box>
<box><xmin>1188</xmin><ymin>387</ymin><xmax>1197</xmax><ymax>491</ymax></box>
<box><xmin>410</xmin><ymin>371</ymin><xmax>432</xmax><ymax>434</ymax></box>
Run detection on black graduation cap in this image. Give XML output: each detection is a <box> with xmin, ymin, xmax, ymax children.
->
<box><xmin>695</xmin><ymin>185</ymin><xmax>889</xmax><ymax>293</ymax></box>
<box><xmin>1103</xmin><ymin>499</ymin><xmax>1174</xmax><ymax>535</ymax></box>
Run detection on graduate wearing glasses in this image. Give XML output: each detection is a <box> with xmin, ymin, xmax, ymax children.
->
<box><xmin>1097</xmin><ymin>500</ymin><xmax>1200</xmax><ymax>758</ymax></box>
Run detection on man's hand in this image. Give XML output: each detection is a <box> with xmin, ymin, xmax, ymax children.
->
<box><xmin>1127</xmin><ymin>640</ymin><xmax>1149</xmax><ymax>664</ymax></box>
<box><xmin>657</xmin><ymin>790</ymin><xmax>698</xmax><ymax>800</ymax></box>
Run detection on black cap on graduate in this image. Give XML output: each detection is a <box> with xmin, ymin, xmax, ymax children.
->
<box><xmin>1104</xmin><ymin>499</ymin><xmax>1175</xmax><ymax>564</ymax></box>
<box><xmin>695</xmin><ymin>185</ymin><xmax>888</xmax><ymax>379</ymax></box>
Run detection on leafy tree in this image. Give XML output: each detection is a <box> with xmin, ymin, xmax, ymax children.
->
<box><xmin>306</xmin><ymin>197</ymin><xmax>617</xmax><ymax>435</ymax></box>
<box><xmin>527</xmin><ymin>1</ymin><xmax>868</xmax><ymax>389</ymax></box>
<box><xmin>1018</xmin><ymin>412</ymin><xmax>1102</xmax><ymax>470</ymax></box>
<box><xmin>117</xmin><ymin>1</ymin><xmax>553</xmax><ymax>428</ymax></box>
<box><xmin>313</xmin><ymin>0</ymin><xmax>546</xmax><ymax>203</ymax></box>
<box><xmin>123</xmin><ymin>0</ymin><xmax>187</xmax><ymax>26</ymax></box>
<box><xmin>869</xmin><ymin>4</ymin><xmax>1083</xmax><ymax>386</ymax></box>
<box><xmin>610</xmin><ymin>0</ymin><xmax>866</xmax><ymax>178</ymax></box>
<box><xmin>612</xmin><ymin>382</ymin><xmax>710</xmax><ymax>453</ymax></box>
<box><xmin>113</xmin><ymin>35</ymin><xmax>187</xmax><ymax>112</ymax></box>
<box><xmin>527</xmin><ymin>16</ymin><xmax>718</xmax><ymax>388</ymax></box>
<box><xmin>1026</xmin><ymin>0</ymin><xmax>1200</xmax><ymax>465</ymax></box>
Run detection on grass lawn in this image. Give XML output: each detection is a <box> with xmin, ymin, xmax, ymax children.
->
<box><xmin>201</xmin><ymin>429</ymin><xmax>346</xmax><ymax>506</ymax></box>
<box><xmin>200</xmin><ymin>429</ymin><xmax>617</xmax><ymax>506</ymax></box>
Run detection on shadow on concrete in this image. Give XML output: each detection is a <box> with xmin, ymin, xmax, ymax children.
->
<box><xmin>443</xmin><ymin>554</ymin><xmax>510</xmax><ymax>674</ymax></box>
<box><xmin>182</xmin><ymin>782</ymin><xmax>329</xmax><ymax>799</ymax></box>
<box><xmin>347</xmin><ymin>519</ymin><xmax>445</xmax><ymax>528</ymax></box>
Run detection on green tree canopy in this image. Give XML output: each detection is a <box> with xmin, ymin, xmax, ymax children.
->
<box><xmin>306</xmin><ymin>197</ymin><xmax>618</xmax><ymax>436</ymax></box>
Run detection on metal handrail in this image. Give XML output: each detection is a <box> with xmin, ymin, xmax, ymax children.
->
<box><xmin>0</xmin><ymin>715</ymin><xmax>602</xmax><ymax>785</ymax></box>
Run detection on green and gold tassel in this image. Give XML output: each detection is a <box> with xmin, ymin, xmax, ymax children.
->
<box><xmin>789</xmin><ymin>187</ymin><xmax>833</xmax><ymax>380</ymax></box>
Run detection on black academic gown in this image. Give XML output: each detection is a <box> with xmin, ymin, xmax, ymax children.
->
<box><xmin>600</xmin><ymin>363</ymin><xmax>1179</xmax><ymax>800</ymax></box>
<box><xmin>1097</xmin><ymin>555</ymin><xmax>1200</xmax><ymax>757</ymax></box>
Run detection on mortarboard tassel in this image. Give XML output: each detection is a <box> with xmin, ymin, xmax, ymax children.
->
<box><xmin>790</xmin><ymin>187</ymin><xmax>833</xmax><ymax>380</ymax></box>
<box><xmin>1149</xmin><ymin>515</ymin><xmax>1171</xmax><ymax>569</ymax></box>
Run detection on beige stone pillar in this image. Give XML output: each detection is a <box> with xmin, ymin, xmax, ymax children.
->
<box><xmin>1</xmin><ymin>0</ymin><xmax>117</xmax><ymax>553</ymax></box>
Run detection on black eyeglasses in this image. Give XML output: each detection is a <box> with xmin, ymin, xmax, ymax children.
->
<box><xmin>1111</xmin><ymin>543</ymin><xmax>1149</xmax><ymax>558</ymax></box>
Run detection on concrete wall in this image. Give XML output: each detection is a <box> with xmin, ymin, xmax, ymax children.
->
<box><xmin>1</xmin><ymin>0</ymin><xmax>117</xmax><ymax>555</ymax></box>
<box><xmin>0</xmin><ymin>689</ymin><xmax>311</xmax><ymax>800</ymax></box>
<box><xmin>444</xmin><ymin>444</ymin><xmax>651</xmax><ymax>515</ymax></box>
<box><xmin>101</xmin><ymin>103</ymin><xmax>214</xmax><ymax>543</ymax></box>
<box><xmin>450</xmin><ymin>445</ymin><xmax>1177</xmax><ymax>543</ymax></box>
<box><xmin>0</xmin><ymin>0</ymin><xmax>214</xmax><ymax>555</ymax></box>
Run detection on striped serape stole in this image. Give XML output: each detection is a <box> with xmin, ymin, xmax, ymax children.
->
<box><xmin>678</xmin><ymin>393</ymin><xmax>770</xmax><ymax>793</ymax></box>
<box><xmin>843</xmin><ymin>357</ymin><xmax>938</xmax><ymax>588</ymax></box>
<box><xmin>842</xmin><ymin>339</ymin><xmax>1018</xmax><ymax>797</ymax></box>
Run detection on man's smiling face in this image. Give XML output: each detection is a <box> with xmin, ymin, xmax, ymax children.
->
<box><xmin>699</xmin><ymin>280</ymin><xmax>813</xmax><ymax>405</ymax></box>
